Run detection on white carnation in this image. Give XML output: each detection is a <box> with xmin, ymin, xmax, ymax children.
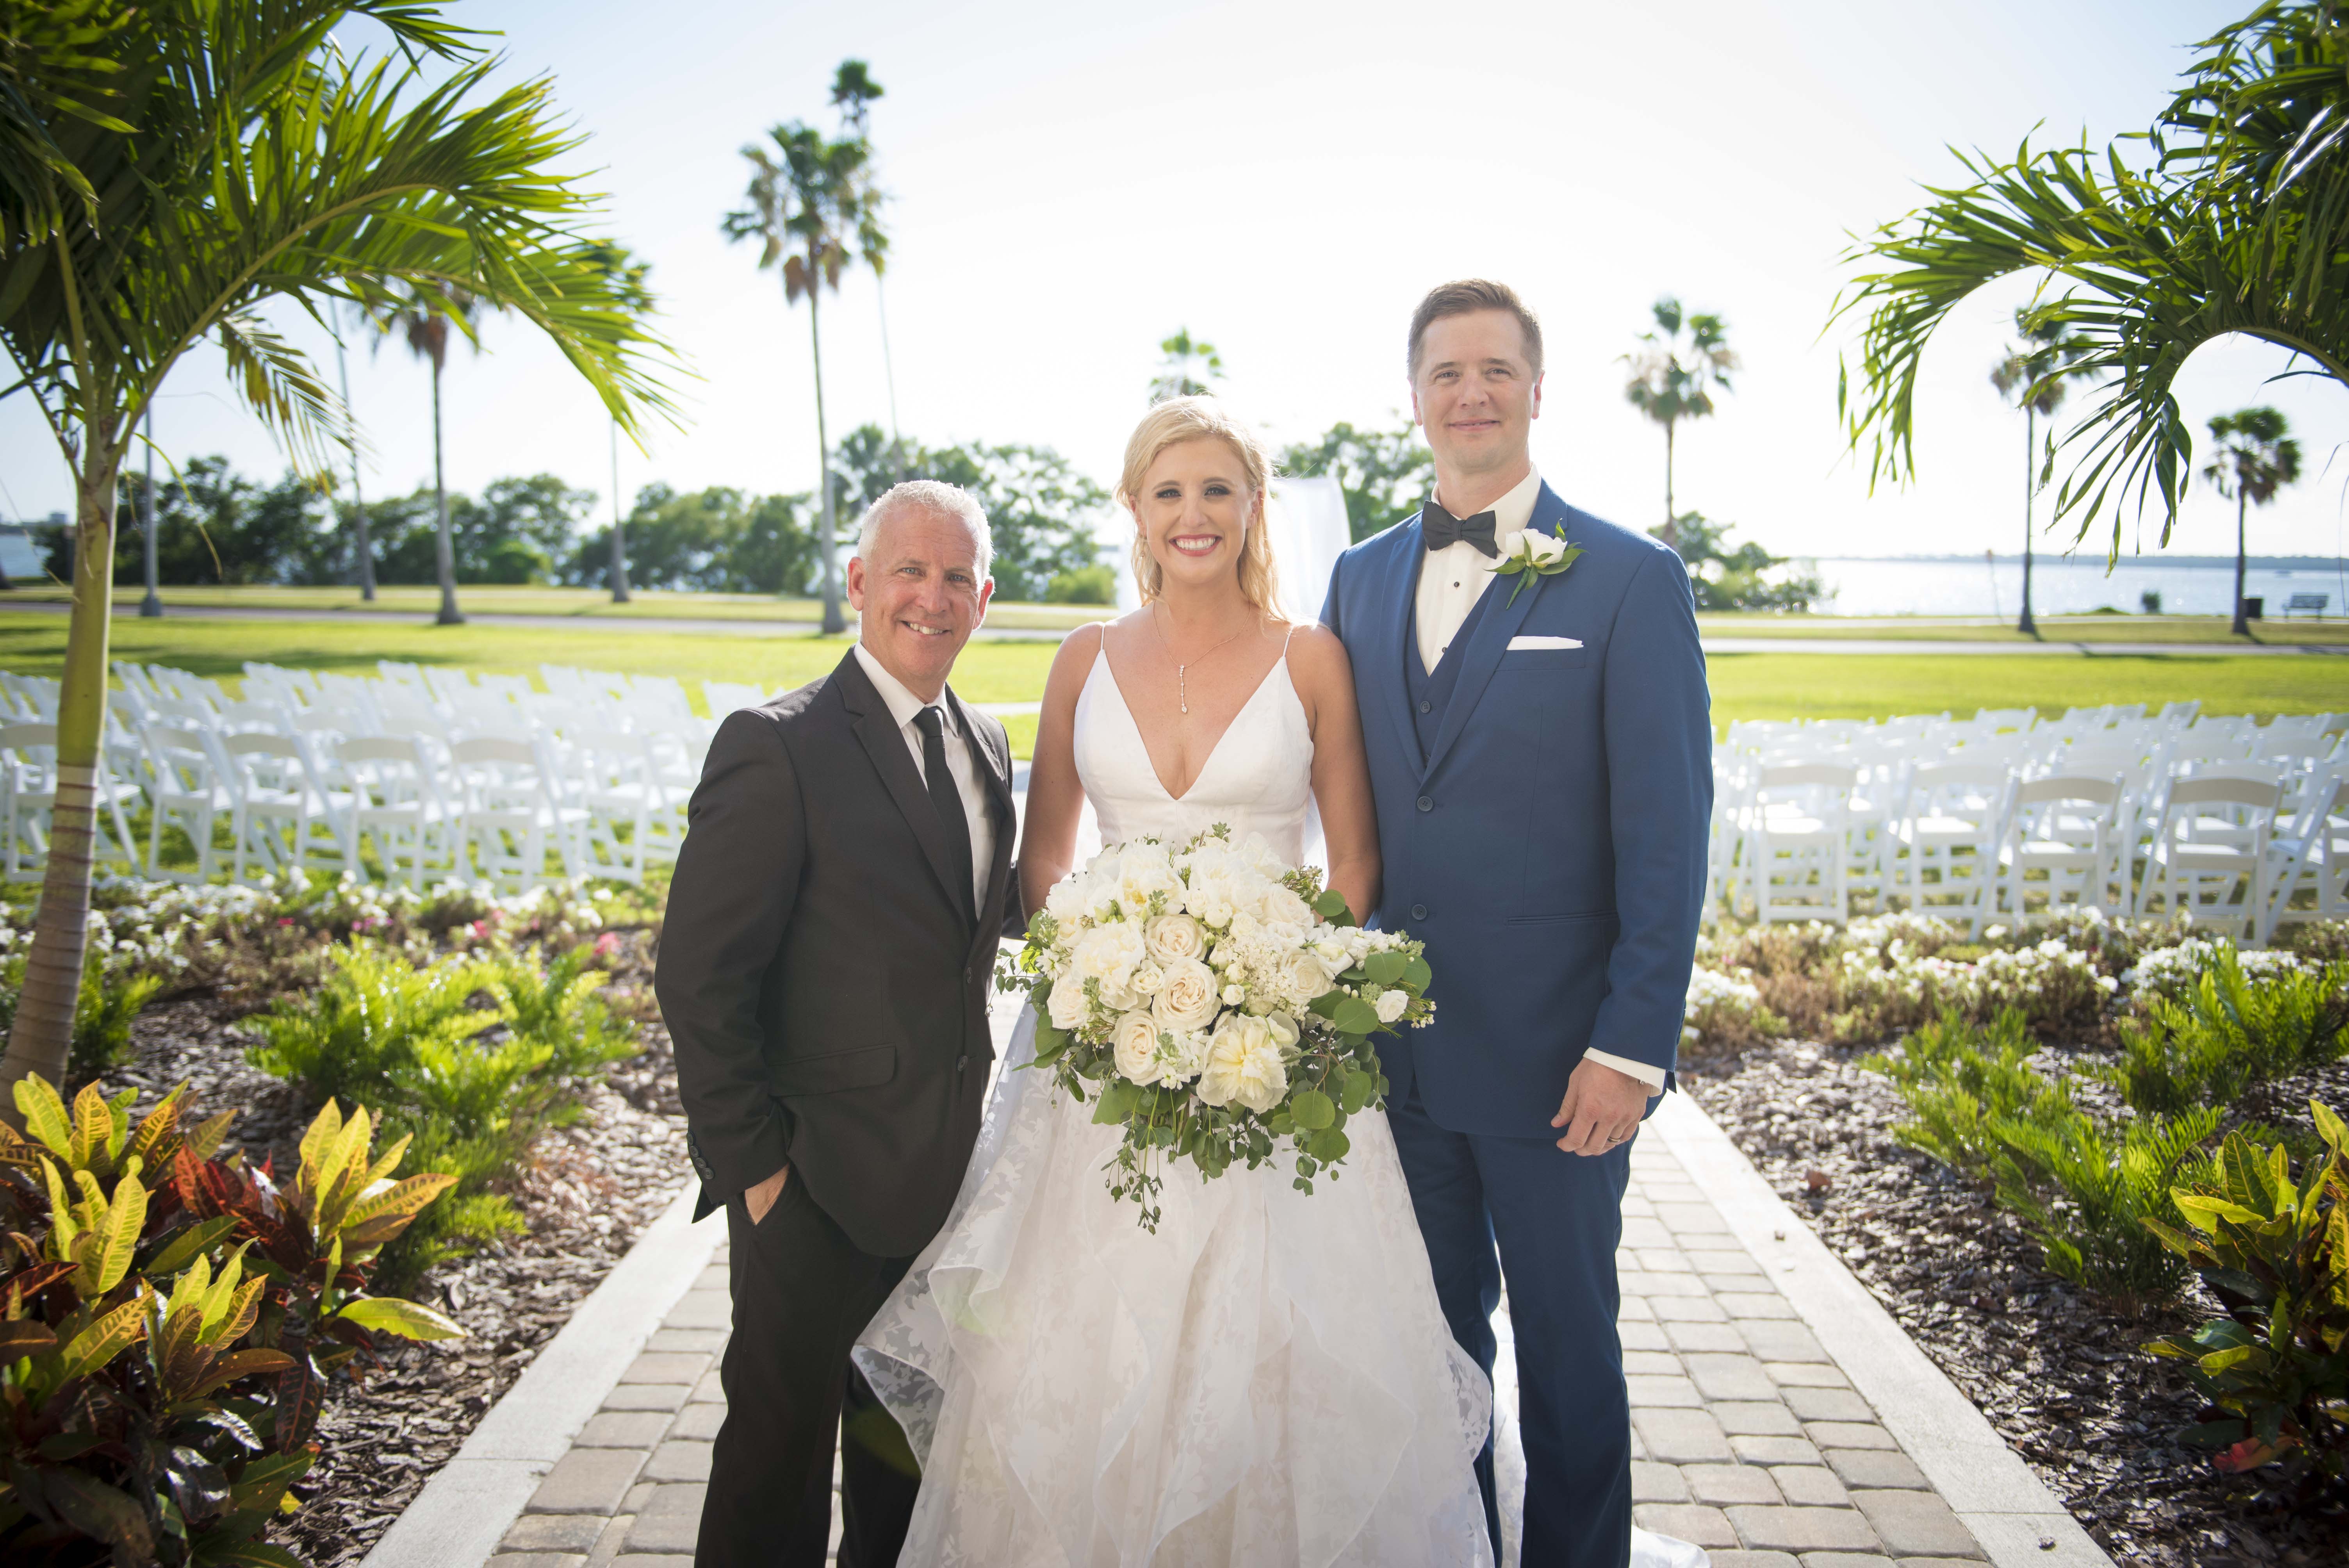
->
<box><xmin>1112</xmin><ymin>1012</ymin><xmax>1163</xmax><ymax>1085</ymax></box>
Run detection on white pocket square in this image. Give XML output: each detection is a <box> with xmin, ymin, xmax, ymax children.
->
<box><xmin>1507</xmin><ymin>635</ymin><xmax>1583</xmax><ymax>650</ymax></box>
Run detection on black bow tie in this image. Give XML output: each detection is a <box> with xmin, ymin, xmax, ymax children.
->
<box><xmin>1421</xmin><ymin>500</ymin><xmax>1499</xmax><ymax>558</ymax></box>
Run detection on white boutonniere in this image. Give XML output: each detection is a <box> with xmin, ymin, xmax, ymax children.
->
<box><xmin>1489</xmin><ymin>530</ymin><xmax>1583</xmax><ymax>608</ymax></box>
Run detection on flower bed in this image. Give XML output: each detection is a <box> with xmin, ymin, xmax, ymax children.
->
<box><xmin>1678</xmin><ymin>912</ymin><xmax>2349</xmax><ymax>1566</ymax></box>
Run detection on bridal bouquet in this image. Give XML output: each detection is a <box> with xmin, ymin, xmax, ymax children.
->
<box><xmin>1000</xmin><ymin>826</ymin><xmax>1433</xmax><ymax>1229</ymax></box>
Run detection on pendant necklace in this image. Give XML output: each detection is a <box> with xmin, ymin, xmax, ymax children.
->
<box><xmin>1153</xmin><ymin>604</ymin><xmax>1250</xmax><ymax>715</ymax></box>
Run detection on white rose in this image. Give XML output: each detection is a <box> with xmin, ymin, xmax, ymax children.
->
<box><xmin>1524</xmin><ymin>530</ymin><xmax>1568</xmax><ymax>566</ymax></box>
<box><xmin>1198</xmin><ymin>1014</ymin><xmax>1289</xmax><ymax>1114</ymax></box>
<box><xmin>1144</xmin><ymin>913</ymin><xmax>1206</xmax><ymax>964</ymax></box>
<box><xmin>1151</xmin><ymin>957</ymin><xmax>1221</xmax><ymax>1033</ymax></box>
<box><xmin>1278</xmin><ymin>949</ymin><xmax>1333</xmax><ymax>1007</ymax></box>
<box><xmin>1259</xmin><ymin>883</ymin><xmax>1312</xmax><ymax>927</ymax></box>
<box><xmin>1376</xmin><ymin>988</ymin><xmax>1409</xmax><ymax>1023</ymax></box>
<box><xmin>1129</xmin><ymin>959</ymin><xmax>1167</xmax><ymax>996</ymax></box>
<box><xmin>1265</xmin><ymin>1010</ymin><xmax>1300</xmax><ymax>1049</ymax></box>
<box><xmin>1047</xmin><ymin>974</ymin><xmax>1090</xmax><ymax>1031</ymax></box>
<box><xmin>1222</xmin><ymin>984</ymin><xmax>1247</xmax><ymax>1007</ymax></box>
<box><xmin>1314</xmin><ymin>938</ymin><xmax>1349</xmax><ymax>965</ymax></box>
<box><xmin>1117</xmin><ymin>844</ymin><xmax>1182</xmax><ymax>912</ymax></box>
<box><xmin>1228</xmin><ymin>909</ymin><xmax>1261</xmax><ymax>940</ymax></box>
<box><xmin>1112</xmin><ymin>1012</ymin><xmax>1163</xmax><ymax>1085</ymax></box>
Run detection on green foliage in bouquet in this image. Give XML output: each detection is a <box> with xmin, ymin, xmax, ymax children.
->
<box><xmin>246</xmin><ymin>944</ymin><xmax>637</xmax><ymax>1288</ymax></box>
<box><xmin>1003</xmin><ymin>828</ymin><xmax>1433</xmax><ymax>1230</ymax></box>
<box><xmin>0</xmin><ymin>1076</ymin><xmax>462</xmax><ymax>1566</ymax></box>
<box><xmin>2143</xmin><ymin>1102</ymin><xmax>2349</xmax><ymax>1500</ymax></box>
<box><xmin>2099</xmin><ymin>949</ymin><xmax>2349</xmax><ymax>1117</ymax></box>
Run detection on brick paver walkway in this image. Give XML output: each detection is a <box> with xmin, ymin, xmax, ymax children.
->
<box><xmin>480</xmin><ymin>1128</ymin><xmax>1991</xmax><ymax>1568</ymax></box>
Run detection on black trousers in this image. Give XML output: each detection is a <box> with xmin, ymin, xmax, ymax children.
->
<box><xmin>697</xmin><ymin>1176</ymin><xmax>920</xmax><ymax>1568</ymax></box>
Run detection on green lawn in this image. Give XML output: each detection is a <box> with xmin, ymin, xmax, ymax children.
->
<box><xmin>2</xmin><ymin>613</ymin><xmax>2337</xmax><ymax>759</ymax></box>
<box><xmin>4</xmin><ymin>583</ymin><xmax>1110</xmax><ymax>632</ymax></box>
<box><xmin>1697</xmin><ymin>612</ymin><xmax>2349</xmax><ymax>644</ymax></box>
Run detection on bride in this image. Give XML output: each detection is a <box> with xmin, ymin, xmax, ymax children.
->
<box><xmin>857</xmin><ymin>399</ymin><xmax>1700</xmax><ymax>1568</ymax></box>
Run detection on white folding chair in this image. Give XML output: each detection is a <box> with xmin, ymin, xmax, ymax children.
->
<box><xmin>223</xmin><ymin>731</ymin><xmax>349</xmax><ymax>884</ymax></box>
<box><xmin>338</xmin><ymin>736</ymin><xmax>457</xmax><ymax>888</ymax></box>
<box><xmin>1891</xmin><ymin>763</ymin><xmax>2014</xmax><ymax>935</ymax></box>
<box><xmin>2263</xmin><ymin>768</ymin><xmax>2349</xmax><ymax>942</ymax></box>
<box><xmin>1748</xmin><ymin>764</ymin><xmax>1856</xmax><ymax>925</ymax></box>
<box><xmin>2146</xmin><ymin>775</ymin><xmax>2281</xmax><ymax>941</ymax></box>
<box><xmin>701</xmin><ymin>680</ymin><xmax>774</xmax><ymax>715</ymax></box>
<box><xmin>2001</xmin><ymin>773</ymin><xmax>2124</xmax><ymax>919</ymax></box>
<box><xmin>0</xmin><ymin>723</ymin><xmax>141</xmax><ymax>882</ymax></box>
<box><xmin>139</xmin><ymin>722</ymin><xmax>233</xmax><ymax>882</ymax></box>
<box><xmin>449</xmin><ymin>736</ymin><xmax>578</xmax><ymax>891</ymax></box>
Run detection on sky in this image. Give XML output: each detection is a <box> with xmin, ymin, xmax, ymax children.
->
<box><xmin>5</xmin><ymin>0</ymin><xmax>2346</xmax><ymax>568</ymax></box>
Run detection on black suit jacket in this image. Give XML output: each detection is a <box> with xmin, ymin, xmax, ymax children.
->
<box><xmin>656</xmin><ymin>650</ymin><xmax>1018</xmax><ymax>1258</ymax></box>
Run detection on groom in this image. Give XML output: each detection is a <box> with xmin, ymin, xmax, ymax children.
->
<box><xmin>1320</xmin><ymin>280</ymin><xmax>1712</xmax><ymax>1567</ymax></box>
<box><xmin>657</xmin><ymin>481</ymin><xmax>1018</xmax><ymax>1568</ymax></box>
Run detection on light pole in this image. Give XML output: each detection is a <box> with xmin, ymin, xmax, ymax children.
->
<box><xmin>609</xmin><ymin>416</ymin><xmax>631</xmax><ymax>602</ymax></box>
<box><xmin>138</xmin><ymin>408</ymin><xmax>162</xmax><ymax>618</ymax></box>
<box><xmin>334</xmin><ymin>301</ymin><xmax>375</xmax><ymax>599</ymax></box>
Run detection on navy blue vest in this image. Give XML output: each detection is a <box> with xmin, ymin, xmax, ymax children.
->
<box><xmin>1403</xmin><ymin>570</ymin><xmax>1500</xmax><ymax>762</ymax></box>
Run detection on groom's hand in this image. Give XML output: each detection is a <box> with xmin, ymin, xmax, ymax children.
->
<box><xmin>1552</xmin><ymin>1059</ymin><xmax>1650</xmax><ymax>1156</ymax></box>
<box><xmin>744</xmin><ymin>1164</ymin><xmax>790</xmax><ymax>1224</ymax></box>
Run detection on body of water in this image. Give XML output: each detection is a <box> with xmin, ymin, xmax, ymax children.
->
<box><xmin>1811</xmin><ymin>556</ymin><xmax>2349</xmax><ymax>618</ymax></box>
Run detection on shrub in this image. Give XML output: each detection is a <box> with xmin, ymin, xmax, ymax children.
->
<box><xmin>2144</xmin><ymin>1102</ymin><xmax>2349</xmax><ymax>1500</ymax></box>
<box><xmin>1991</xmin><ymin>1102</ymin><xmax>2218</xmax><ymax>1304</ymax></box>
<box><xmin>0</xmin><ymin>1077</ymin><xmax>460</xmax><ymax>1565</ymax></box>
<box><xmin>1863</xmin><ymin>1009</ymin><xmax>2076</xmax><ymax>1176</ymax></box>
<box><xmin>1044</xmin><ymin>563</ymin><xmax>1116</xmax><ymax>604</ymax></box>
<box><xmin>1682</xmin><ymin>966</ymin><xmax>1786</xmax><ymax>1049</ymax></box>
<box><xmin>2123</xmin><ymin>937</ymin><xmax>2310</xmax><ymax>1003</ymax></box>
<box><xmin>246</xmin><ymin>942</ymin><xmax>638</xmax><ymax>1288</ymax></box>
<box><xmin>2099</xmin><ymin>948</ymin><xmax>2349</xmax><ymax>1115</ymax></box>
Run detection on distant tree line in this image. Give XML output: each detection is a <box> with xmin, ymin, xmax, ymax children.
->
<box><xmin>63</xmin><ymin>422</ymin><xmax>1117</xmax><ymax>601</ymax></box>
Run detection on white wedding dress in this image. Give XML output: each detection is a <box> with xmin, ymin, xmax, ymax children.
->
<box><xmin>856</xmin><ymin>642</ymin><xmax>1705</xmax><ymax>1568</ymax></box>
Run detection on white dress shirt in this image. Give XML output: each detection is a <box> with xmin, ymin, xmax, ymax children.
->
<box><xmin>1415</xmin><ymin>465</ymin><xmax>1545</xmax><ymax>674</ymax></box>
<box><xmin>1412</xmin><ymin>470</ymin><xmax>1668</xmax><ymax>1095</ymax></box>
<box><xmin>853</xmin><ymin>643</ymin><xmax>996</xmax><ymax>914</ymax></box>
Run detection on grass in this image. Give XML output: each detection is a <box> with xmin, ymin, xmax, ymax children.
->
<box><xmin>1697</xmin><ymin>612</ymin><xmax>2349</xmax><ymax>645</ymax></box>
<box><xmin>4</xmin><ymin>613</ymin><xmax>2338</xmax><ymax>761</ymax></box>
<box><xmin>7</xmin><ymin>583</ymin><xmax>1110</xmax><ymax>632</ymax></box>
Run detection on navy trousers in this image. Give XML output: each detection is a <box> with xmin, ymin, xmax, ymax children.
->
<box><xmin>1386</xmin><ymin>1082</ymin><xmax>1634</xmax><ymax>1568</ymax></box>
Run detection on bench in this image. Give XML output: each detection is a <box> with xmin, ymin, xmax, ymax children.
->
<box><xmin>2284</xmin><ymin>592</ymin><xmax>2329</xmax><ymax>618</ymax></box>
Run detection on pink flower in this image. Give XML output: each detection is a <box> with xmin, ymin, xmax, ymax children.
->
<box><xmin>594</xmin><ymin>932</ymin><xmax>621</xmax><ymax>958</ymax></box>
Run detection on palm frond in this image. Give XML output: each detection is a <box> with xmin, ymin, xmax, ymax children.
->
<box><xmin>211</xmin><ymin>304</ymin><xmax>344</xmax><ymax>480</ymax></box>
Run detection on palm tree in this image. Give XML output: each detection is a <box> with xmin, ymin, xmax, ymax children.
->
<box><xmin>373</xmin><ymin>280</ymin><xmax>481</xmax><ymax>625</ymax></box>
<box><xmin>332</xmin><ymin>298</ymin><xmax>376</xmax><ymax>599</ymax></box>
<box><xmin>831</xmin><ymin>60</ymin><xmax>903</xmax><ymax>483</ymax></box>
<box><xmin>1151</xmin><ymin>327</ymin><xmax>1223</xmax><ymax>402</ymax></box>
<box><xmin>1622</xmin><ymin>298</ymin><xmax>1736</xmax><ymax>550</ymax></box>
<box><xmin>2203</xmin><ymin>407</ymin><xmax>2300</xmax><ymax>636</ymax></box>
<box><xmin>1988</xmin><ymin>309</ymin><xmax>2091</xmax><ymax>634</ymax></box>
<box><xmin>584</xmin><ymin>241</ymin><xmax>656</xmax><ymax>602</ymax></box>
<box><xmin>724</xmin><ymin>123</ymin><xmax>878</xmax><ymax>634</ymax></box>
<box><xmin>1834</xmin><ymin>3</ymin><xmax>2349</xmax><ymax>557</ymax></box>
<box><xmin>0</xmin><ymin>1</ymin><xmax>676</xmax><ymax>1100</ymax></box>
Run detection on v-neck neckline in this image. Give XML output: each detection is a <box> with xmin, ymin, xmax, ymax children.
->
<box><xmin>1094</xmin><ymin>644</ymin><xmax>1287</xmax><ymax>803</ymax></box>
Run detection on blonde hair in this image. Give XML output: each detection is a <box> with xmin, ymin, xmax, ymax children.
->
<box><xmin>1116</xmin><ymin>397</ymin><xmax>1283</xmax><ymax>616</ymax></box>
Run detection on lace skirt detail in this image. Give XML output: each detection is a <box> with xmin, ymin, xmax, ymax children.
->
<box><xmin>856</xmin><ymin>1006</ymin><xmax>1495</xmax><ymax>1568</ymax></box>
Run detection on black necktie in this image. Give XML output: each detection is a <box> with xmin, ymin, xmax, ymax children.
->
<box><xmin>1420</xmin><ymin>499</ymin><xmax>1500</xmax><ymax>557</ymax></box>
<box><xmin>914</xmin><ymin>706</ymin><xmax>976</xmax><ymax>927</ymax></box>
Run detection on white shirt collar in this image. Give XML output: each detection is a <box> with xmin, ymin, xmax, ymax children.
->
<box><xmin>853</xmin><ymin>642</ymin><xmax>957</xmax><ymax>736</ymax></box>
<box><xmin>1433</xmin><ymin>465</ymin><xmax>1543</xmax><ymax>547</ymax></box>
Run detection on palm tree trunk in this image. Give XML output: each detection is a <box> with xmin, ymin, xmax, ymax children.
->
<box><xmin>608</xmin><ymin>415</ymin><xmax>631</xmax><ymax>602</ymax></box>
<box><xmin>2018</xmin><ymin>407</ymin><xmax>2037</xmax><ymax>636</ymax></box>
<box><xmin>431</xmin><ymin>361</ymin><xmax>463</xmax><ymax>626</ymax></box>
<box><xmin>2232</xmin><ymin>492</ymin><xmax>2250</xmax><ymax>636</ymax></box>
<box><xmin>877</xmin><ymin>278</ymin><xmax>904</xmax><ymax>485</ymax></box>
<box><xmin>139</xmin><ymin>408</ymin><xmax>162</xmax><ymax>618</ymax></box>
<box><xmin>1659</xmin><ymin>419</ymin><xmax>1677</xmax><ymax>550</ymax></box>
<box><xmin>810</xmin><ymin>285</ymin><xmax>843</xmax><ymax>635</ymax></box>
<box><xmin>0</xmin><ymin>458</ymin><xmax>118</xmax><ymax>1107</ymax></box>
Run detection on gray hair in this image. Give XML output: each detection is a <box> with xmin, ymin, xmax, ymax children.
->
<box><xmin>854</xmin><ymin>481</ymin><xmax>993</xmax><ymax>583</ymax></box>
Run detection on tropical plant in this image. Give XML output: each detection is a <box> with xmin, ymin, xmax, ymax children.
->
<box><xmin>0</xmin><ymin>1076</ymin><xmax>461</xmax><ymax>1564</ymax></box>
<box><xmin>1150</xmin><ymin>328</ymin><xmax>1223</xmax><ymax>403</ymax></box>
<box><xmin>2204</xmin><ymin>405</ymin><xmax>2302</xmax><ymax>634</ymax></box>
<box><xmin>583</xmin><ymin>240</ymin><xmax>654</xmax><ymax>603</ymax></box>
<box><xmin>2099</xmin><ymin>947</ymin><xmax>2349</xmax><ymax>1115</ymax></box>
<box><xmin>2144</xmin><ymin>1103</ymin><xmax>2349</xmax><ymax>1497</ymax></box>
<box><xmin>1654</xmin><ymin>510</ymin><xmax>1823</xmax><ymax>612</ymax></box>
<box><xmin>830</xmin><ymin>59</ymin><xmax>903</xmax><ymax>483</ymax></box>
<box><xmin>1864</xmin><ymin>1008</ymin><xmax>2077</xmax><ymax>1176</ymax></box>
<box><xmin>830</xmin><ymin>423</ymin><xmax>1109</xmax><ymax>599</ymax></box>
<box><xmin>370</xmin><ymin>278</ymin><xmax>482</xmax><ymax>626</ymax></box>
<box><xmin>0</xmin><ymin>0</ymin><xmax>677</xmax><ymax>1107</ymax></box>
<box><xmin>723</xmin><ymin>120</ymin><xmax>883</xmax><ymax>635</ymax></box>
<box><xmin>1834</xmin><ymin>2</ymin><xmax>2349</xmax><ymax>559</ymax></box>
<box><xmin>1992</xmin><ymin>1100</ymin><xmax>2218</xmax><ymax>1302</ymax></box>
<box><xmin>1277</xmin><ymin>418</ymin><xmax>1434</xmax><ymax>543</ymax></box>
<box><xmin>1621</xmin><ymin>298</ymin><xmax>1736</xmax><ymax>549</ymax></box>
<box><xmin>1988</xmin><ymin>309</ymin><xmax>2094</xmax><ymax>634</ymax></box>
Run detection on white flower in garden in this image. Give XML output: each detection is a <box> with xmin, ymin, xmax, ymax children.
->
<box><xmin>1112</xmin><ymin>1012</ymin><xmax>1164</xmax><ymax>1085</ymax></box>
<box><xmin>1144</xmin><ymin>913</ymin><xmax>1206</xmax><ymax>965</ymax></box>
<box><xmin>1048</xmin><ymin>974</ymin><xmax>1091</xmax><ymax>1031</ymax></box>
<box><xmin>1277</xmin><ymin>949</ymin><xmax>1333</xmax><ymax>1007</ymax></box>
<box><xmin>1151</xmin><ymin>957</ymin><xmax>1220</xmax><ymax>1033</ymax></box>
<box><xmin>1375</xmin><ymin>988</ymin><xmax>1409</xmax><ymax>1023</ymax></box>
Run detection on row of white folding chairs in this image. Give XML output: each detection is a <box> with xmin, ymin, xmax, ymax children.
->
<box><xmin>1716</xmin><ymin>756</ymin><xmax>2346</xmax><ymax>944</ymax></box>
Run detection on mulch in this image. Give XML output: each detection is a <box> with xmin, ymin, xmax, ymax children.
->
<box><xmin>103</xmin><ymin>928</ymin><xmax>689</xmax><ymax>1568</ymax></box>
<box><xmin>1680</xmin><ymin>1035</ymin><xmax>2349</xmax><ymax>1568</ymax></box>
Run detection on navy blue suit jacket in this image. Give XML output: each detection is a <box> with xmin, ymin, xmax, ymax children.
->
<box><xmin>1319</xmin><ymin>482</ymin><xmax>1713</xmax><ymax>1138</ymax></box>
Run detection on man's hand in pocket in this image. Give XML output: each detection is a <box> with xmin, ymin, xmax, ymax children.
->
<box><xmin>745</xmin><ymin>1164</ymin><xmax>790</xmax><ymax>1224</ymax></box>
